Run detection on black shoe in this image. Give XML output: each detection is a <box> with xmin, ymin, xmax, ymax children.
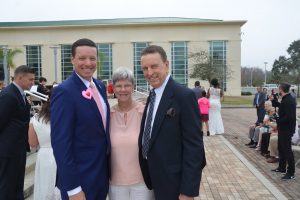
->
<box><xmin>245</xmin><ymin>140</ymin><xmax>254</xmax><ymax>146</ymax></box>
<box><xmin>281</xmin><ymin>174</ymin><xmax>295</xmax><ymax>180</ymax></box>
<box><xmin>249</xmin><ymin>144</ymin><xmax>257</xmax><ymax>148</ymax></box>
<box><xmin>271</xmin><ymin>168</ymin><xmax>286</xmax><ymax>174</ymax></box>
<box><xmin>207</xmin><ymin>131</ymin><xmax>210</xmax><ymax>136</ymax></box>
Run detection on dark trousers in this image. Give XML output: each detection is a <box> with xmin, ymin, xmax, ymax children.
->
<box><xmin>256</xmin><ymin>107</ymin><xmax>265</xmax><ymax>123</ymax></box>
<box><xmin>0</xmin><ymin>151</ymin><xmax>26</xmax><ymax>200</ymax></box>
<box><xmin>261</xmin><ymin>132</ymin><xmax>271</xmax><ymax>154</ymax></box>
<box><xmin>278</xmin><ymin>131</ymin><xmax>295</xmax><ymax>175</ymax></box>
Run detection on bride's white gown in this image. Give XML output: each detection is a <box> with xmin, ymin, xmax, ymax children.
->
<box><xmin>31</xmin><ymin>115</ymin><xmax>61</xmax><ymax>200</ymax></box>
<box><xmin>208</xmin><ymin>87</ymin><xmax>224</xmax><ymax>135</ymax></box>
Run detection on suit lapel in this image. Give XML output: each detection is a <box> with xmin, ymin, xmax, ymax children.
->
<box><xmin>148</xmin><ymin>78</ymin><xmax>174</xmax><ymax>150</ymax></box>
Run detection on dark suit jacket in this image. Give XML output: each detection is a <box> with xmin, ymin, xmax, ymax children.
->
<box><xmin>139</xmin><ymin>77</ymin><xmax>206</xmax><ymax>200</ymax></box>
<box><xmin>0</xmin><ymin>83</ymin><xmax>31</xmax><ymax>157</ymax></box>
<box><xmin>50</xmin><ymin>72</ymin><xmax>110</xmax><ymax>200</ymax></box>
<box><xmin>277</xmin><ymin>93</ymin><xmax>296</xmax><ymax>134</ymax></box>
<box><xmin>253</xmin><ymin>92</ymin><xmax>266</xmax><ymax>108</ymax></box>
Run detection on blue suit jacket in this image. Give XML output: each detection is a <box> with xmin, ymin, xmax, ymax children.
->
<box><xmin>50</xmin><ymin>72</ymin><xmax>110</xmax><ymax>200</ymax></box>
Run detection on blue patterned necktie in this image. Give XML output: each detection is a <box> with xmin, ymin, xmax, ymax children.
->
<box><xmin>142</xmin><ymin>89</ymin><xmax>156</xmax><ymax>158</ymax></box>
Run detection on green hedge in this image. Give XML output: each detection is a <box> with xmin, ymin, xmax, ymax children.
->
<box><xmin>241</xmin><ymin>91</ymin><xmax>252</xmax><ymax>96</ymax></box>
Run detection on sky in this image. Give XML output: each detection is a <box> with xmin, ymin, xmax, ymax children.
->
<box><xmin>0</xmin><ymin>0</ymin><xmax>300</xmax><ymax>71</ymax></box>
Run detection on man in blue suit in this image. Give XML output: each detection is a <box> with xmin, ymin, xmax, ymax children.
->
<box><xmin>51</xmin><ymin>38</ymin><xmax>110</xmax><ymax>200</ymax></box>
<box><xmin>0</xmin><ymin>65</ymin><xmax>35</xmax><ymax>199</ymax></box>
<box><xmin>138</xmin><ymin>45</ymin><xmax>206</xmax><ymax>200</ymax></box>
<box><xmin>253</xmin><ymin>86</ymin><xmax>266</xmax><ymax>124</ymax></box>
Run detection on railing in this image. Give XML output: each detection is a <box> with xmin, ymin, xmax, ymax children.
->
<box><xmin>24</xmin><ymin>90</ymin><xmax>48</xmax><ymax>102</ymax></box>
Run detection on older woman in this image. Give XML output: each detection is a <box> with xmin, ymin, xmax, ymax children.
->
<box><xmin>109</xmin><ymin>67</ymin><xmax>154</xmax><ymax>200</ymax></box>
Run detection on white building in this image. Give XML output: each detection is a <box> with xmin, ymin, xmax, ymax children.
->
<box><xmin>0</xmin><ymin>17</ymin><xmax>246</xmax><ymax>95</ymax></box>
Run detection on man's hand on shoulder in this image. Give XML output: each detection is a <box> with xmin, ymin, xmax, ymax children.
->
<box><xmin>179</xmin><ymin>194</ymin><xmax>194</xmax><ymax>200</ymax></box>
<box><xmin>69</xmin><ymin>191</ymin><xmax>85</xmax><ymax>200</ymax></box>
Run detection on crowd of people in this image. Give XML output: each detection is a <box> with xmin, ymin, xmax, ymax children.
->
<box><xmin>0</xmin><ymin>39</ymin><xmax>206</xmax><ymax>200</ymax></box>
<box><xmin>246</xmin><ymin>84</ymin><xmax>297</xmax><ymax>180</ymax></box>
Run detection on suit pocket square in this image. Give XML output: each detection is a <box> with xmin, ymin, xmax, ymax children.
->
<box><xmin>166</xmin><ymin>107</ymin><xmax>176</xmax><ymax>117</ymax></box>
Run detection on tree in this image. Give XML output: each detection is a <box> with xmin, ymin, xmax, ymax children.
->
<box><xmin>0</xmin><ymin>48</ymin><xmax>23</xmax><ymax>82</ymax></box>
<box><xmin>241</xmin><ymin>67</ymin><xmax>265</xmax><ymax>86</ymax></box>
<box><xmin>189</xmin><ymin>50</ymin><xmax>232</xmax><ymax>89</ymax></box>
<box><xmin>270</xmin><ymin>40</ymin><xmax>300</xmax><ymax>83</ymax></box>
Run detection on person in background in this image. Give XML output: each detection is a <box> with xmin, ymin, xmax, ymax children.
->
<box><xmin>28</xmin><ymin>90</ymin><xmax>61</xmax><ymax>200</ymax></box>
<box><xmin>37</xmin><ymin>77</ymin><xmax>49</xmax><ymax>95</ymax></box>
<box><xmin>253</xmin><ymin>86</ymin><xmax>266</xmax><ymax>124</ymax></box>
<box><xmin>0</xmin><ymin>65</ymin><xmax>35</xmax><ymax>199</ymax></box>
<box><xmin>107</xmin><ymin>80</ymin><xmax>114</xmax><ymax>98</ymax></box>
<box><xmin>198</xmin><ymin>90</ymin><xmax>210</xmax><ymax>136</ymax></box>
<box><xmin>269</xmin><ymin>89</ymin><xmax>280</xmax><ymax>111</ymax></box>
<box><xmin>192</xmin><ymin>80</ymin><xmax>203</xmax><ymax>99</ymax></box>
<box><xmin>109</xmin><ymin>67</ymin><xmax>154</xmax><ymax>200</ymax></box>
<box><xmin>207</xmin><ymin>78</ymin><xmax>224</xmax><ymax>135</ymax></box>
<box><xmin>290</xmin><ymin>89</ymin><xmax>297</xmax><ymax>104</ymax></box>
<box><xmin>51</xmin><ymin>38</ymin><xmax>110</xmax><ymax>200</ymax></box>
<box><xmin>272</xmin><ymin>83</ymin><xmax>296</xmax><ymax>180</ymax></box>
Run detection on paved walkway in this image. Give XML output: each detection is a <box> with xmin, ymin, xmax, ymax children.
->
<box><xmin>199</xmin><ymin>135</ymin><xmax>278</xmax><ymax>200</ymax></box>
<box><xmin>221</xmin><ymin>108</ymin><xmax>300</xmax><ymax>200</ymax></box>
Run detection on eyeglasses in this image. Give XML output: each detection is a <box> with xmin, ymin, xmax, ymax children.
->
<box><xmin>114</xmin><ymin>84</ymin><xmax>133</xmax><ymax>90</ymax></box>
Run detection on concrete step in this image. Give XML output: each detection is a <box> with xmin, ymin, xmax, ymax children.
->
<box><xmin>24</xmin><ymin>152</ymin><xmax>37</xmax><ymax>199</ymax></box>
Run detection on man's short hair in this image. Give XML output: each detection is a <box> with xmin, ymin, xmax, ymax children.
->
<box><xmin>39</xmin><ymin>77</ymin><xmax>47</xmax><ymax>83</ymax></box>
<box><xmin>71</xmin><ymin>38</ymin><xmax>97</xmax><ymax>57</ymax></box>
<box><xmin>195</xmin><ymin>81</ymin><xmax>200</xmax><ymax>87</ymax></box>
<box><xmin>141</xmin><ymin>45</ymin><xmax>167</xmax><ymax>62</ymax></box>
<box><xmin>279</xmin><ymin>82</ymin><xmax>291</xmax><ymax>93</ymax></box>
<box><xmin>14</xmin><ymin>65</ymin><xmax>35</xmax><ymax>76</ymax></box>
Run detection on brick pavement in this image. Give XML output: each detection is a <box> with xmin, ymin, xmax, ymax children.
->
<box><xmin>199</xmin><ymin>135</ymin><xmax>277</xmax><ymax>200</ymax></box>
<box><xmin>222</xmin><ymin>108</ymin><xmax>300</xmax><ymax>200</ymax></box>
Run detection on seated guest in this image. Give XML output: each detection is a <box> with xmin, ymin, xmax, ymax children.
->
<box><xmin>255</xmin><ymin>106</ymin><xmax>277</xmax><ymax>151</ymax></box>
<box><xmin>267</xmin><ymin>121</ymin><xmax>279</xmax><ymax>163</ymax></box>
<box><xmin>248</xmin><ymin>101</ymin><xmax>272</xmax><ymax>148</ymax></box>
<box><xmin>260</xmin><ymin>107</ymin><xmax>278</xmax><ymax>155</ymax></box>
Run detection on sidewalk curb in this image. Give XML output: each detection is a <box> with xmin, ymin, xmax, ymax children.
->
<box><xmin>219</xmin><ymin>135</ymin><xmax>288</xmax><ymax>200</ymax></box>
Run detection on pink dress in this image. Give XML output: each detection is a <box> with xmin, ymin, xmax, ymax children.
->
<box><xmin>110</xmin><ymin>102</ymin><xmax>145</xmax><ymax>185</ymax></box>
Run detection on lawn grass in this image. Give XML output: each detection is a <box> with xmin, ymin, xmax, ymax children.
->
<box><xmin>221</xmin><ymin>96</ymin><xmax>253</xmax><ymax>105</ymax></box>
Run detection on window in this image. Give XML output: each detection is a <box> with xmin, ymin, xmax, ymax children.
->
<box><xmin>209</xmin><ymin>41</ymin><xmax>227</xmax><ymax>91</ymax></box>
<box><xmin>26</xmin><ymin>45</ymin><xmax>42</xmax><ymax>80</ymax></box>
<box><xmin>97</xmin><ymin>43</ymin><xmax>112</xmax><ymax>80</ymax></box>
<box><xmin>60</xmin><ymin>45</ymin><xmax>73</xmax><ymax>81</ymax></box>
<box><xmin>171</xmin><ymin>42</ymin><xmax>188</xmax><ymax>86</ymax></box>
<box><xmin>133</xmin><ymin>42</ymin><xmax>149</xmax><ymax>91</ymax></box>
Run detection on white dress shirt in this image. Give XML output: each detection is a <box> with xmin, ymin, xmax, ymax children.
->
<box><xmin>145</xmin><ymin>75</ymin><xmax>170</xmax><ymax>138</ymax></box>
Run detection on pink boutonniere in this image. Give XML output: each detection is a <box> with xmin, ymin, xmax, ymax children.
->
<box><xmin>82</xmin><ymin>88</ymin><xmax>93</xmax><ymax>99</ymax></box>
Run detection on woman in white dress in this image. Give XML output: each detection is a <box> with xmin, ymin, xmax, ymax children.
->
<box><xmin>28</xmin><ymin>91</ymin><xmax>61</xmax><ymax>200</ymax></box>
<box><xmin>207</xmin><ymin>78</ymin><xmax>224</xmax><ymax>135</ymax></box>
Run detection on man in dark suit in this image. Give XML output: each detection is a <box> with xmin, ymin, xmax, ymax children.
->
<box><xmin>0</xmin><ymin>65</ymin><xmax>35</xmax><ymax>200</ymax></box>
<box><xmin>139</xmin><ymin>45</ymin><xmax>206</xmax><ymax>200</ymax></box>
<box><xmin>51</xmin><ymin>38</ymin><xmax>110</xmax><ymax>200</ymax></box>
<box><xmin>253</xmin><ymin>86</ymin><xmax>266</xmax><ymax>123</ymax></box>
<box><xmin>272</xmin><ymin>83</ymin><xmax>296</xmax><ymax>180</ymax></box>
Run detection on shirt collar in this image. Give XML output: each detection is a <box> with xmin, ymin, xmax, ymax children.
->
<box><xmin>152</xmin><ymin>74</ymin><xmax>170</xmax><ymax>95</ymax></box>
<box><xmin>12</xmin><ymin>82</ymin><xmax>26</xmax><ymax>96</ymax></box>
<box><xmin>75</xmin><ymin>72</ymin><xmax>94</xmax><ymax>88</ymax></box>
